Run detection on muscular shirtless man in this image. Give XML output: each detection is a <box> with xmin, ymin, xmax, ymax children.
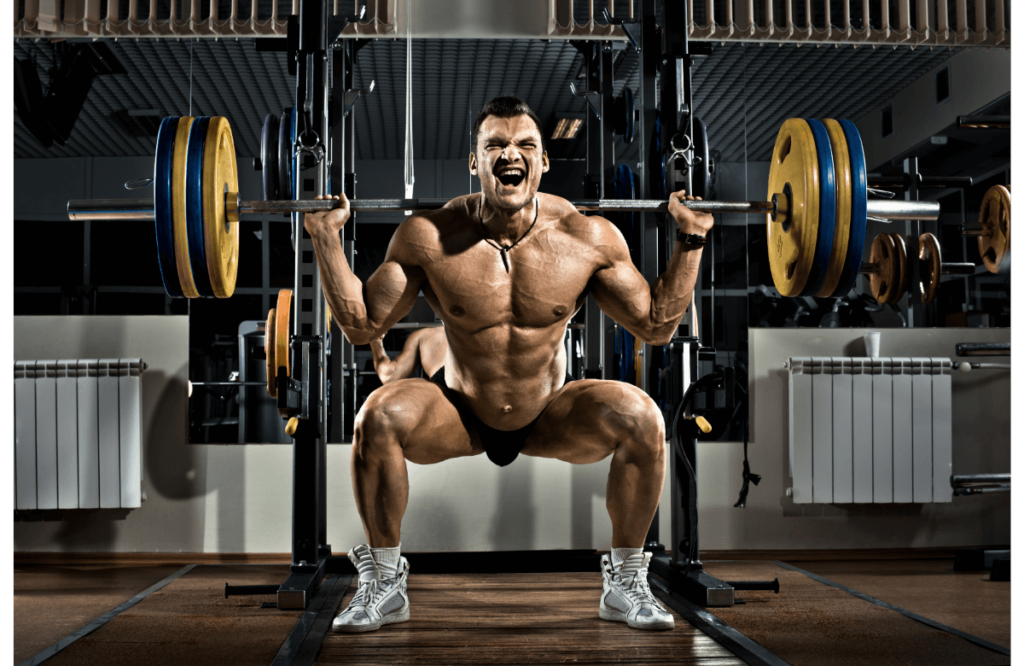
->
<box><xmin>305</xmin><ymin>96</ymin><xmax>712</xmax><ymax>633</ymax></box>
<box><xmin>369</xmin><ymin>326</ymin><xmax>447</xmax><ymax>383</ymax></box>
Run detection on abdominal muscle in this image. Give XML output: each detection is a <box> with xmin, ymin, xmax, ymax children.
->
<box><xmin>440</xmin><ymin>322</ymin><xmax>569</xmax><ymax>430</ymax></box>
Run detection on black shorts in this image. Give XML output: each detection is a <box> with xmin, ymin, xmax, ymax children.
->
<box><xmin>429</xmin><ymin>368</ymin><xmax>573</xmax><ymax>467</ymax></box>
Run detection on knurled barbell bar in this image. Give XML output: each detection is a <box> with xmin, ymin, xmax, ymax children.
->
<box><xmin>64</xmin><ymin>115</ymin><xmax>940</xmax><ymax>300</ymax></box>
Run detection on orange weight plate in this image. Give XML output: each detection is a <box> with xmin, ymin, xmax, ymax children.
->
<box><xmin>918</xmin><ymin>233</ymin><xmax>942</xmax><ymax>304</ymax></box>
<box><xmin>266</xmin><ymin>307</ymin><xmax>277</xmax><ymax>399</ymax></box>
<box><xmin>890</xmin><ymin>233</ymin><xmax>908</xmax><ymax>303</ymax></box>
<box><xmin>275</xmin><ymin>289</ymin><xmax>292</xmax><ymax>417</ymax></box>
<box><xmin>869</xmin><ymin>234</ymin><xmax>898</xmax><ymax>304</ymax></box>
<box><xmin>977</xmin><ymin>184</ymin><xmax>1010</xmax><ymax>274</ymax></box>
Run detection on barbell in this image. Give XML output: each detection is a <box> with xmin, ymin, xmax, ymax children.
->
<box><xmin>65</xmin><ymin>115</ymin><xmax>940</xmax><ymax>299</ymax></box>
<box><xmin>964</xmin><ymin>184</ymin><xmax>1011</xmax><ymax>274</ymax></box>
<box><xmin>858</xmin><ymin>232</ymin><xmax>979</xmax><ymax>305</ymax></box>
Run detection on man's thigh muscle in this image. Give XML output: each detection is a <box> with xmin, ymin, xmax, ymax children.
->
<box><xmin>356</xmin><ymin>378</ymin><xmax>484</xmax><ymax>465</ymax></box>
<box><xmin>519</xmin><ymin>379</ymin><xmax>662</xmax><ymax>464</ymax></box>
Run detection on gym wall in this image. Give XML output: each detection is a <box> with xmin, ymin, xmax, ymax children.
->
<box><xmin>12</xmin><ymin>315</ymin><xmax>672</xmax><ymax>554</ymax></box>
<box><xmin>13</xmin><ymin>320</ymin><xmax>1008</xmax><ymax>553</ymax></box>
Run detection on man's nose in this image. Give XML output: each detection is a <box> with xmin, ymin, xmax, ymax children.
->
<box><xmin>501</xmin><ymin>145</ymin><xmax>521</xmax><ymax>161</ymax></box>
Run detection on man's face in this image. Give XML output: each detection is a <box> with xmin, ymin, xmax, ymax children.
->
<box><xmin>469</xmin><ymin>115</ymin><xmax>549</xmax><ymax>214</ymax></box>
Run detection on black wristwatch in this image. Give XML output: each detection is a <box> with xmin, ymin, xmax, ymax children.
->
<box><xmin>676</xmin><ymin>230</ymin><xmax>708</xmax><ymax>247</ymax></box>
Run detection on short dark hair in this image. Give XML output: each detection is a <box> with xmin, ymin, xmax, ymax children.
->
<box><xmin>472</xmin><ymin>95</ymin><xmax>545</xmax><ymax>154</ymax></box>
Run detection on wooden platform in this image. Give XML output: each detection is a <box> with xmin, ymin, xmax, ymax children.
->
<box><xmin>315</xmin><ymin>572</ymin><xmax>745</xmax><ymax>665</ymax></box>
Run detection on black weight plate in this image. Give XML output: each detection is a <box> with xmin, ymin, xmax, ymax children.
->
<box><xmin>154</xmin><ymin>117</ymin><xmax>184</xmax><ymax>298</ymax></box>
<box><xmin>277</xmin><ymin>108</ymin><xmax>293</xmax><ymax>203</ymax></box>
<box><xmin>261</xmin><ymin>113</ymin><xmax>279</xmax><ymax>201</ymax></box>
<box><xmin>623</xmin><ymin>87</ymin><xmax>634</xmax><ymax>144</ymax></box>
<box><xmin>692</xmin><ymin>117</ymin><xmax>711</xmax><ymax>200</ymax></box>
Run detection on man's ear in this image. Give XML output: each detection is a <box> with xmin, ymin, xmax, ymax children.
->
<box><xmin>541</xmin><ymin>151</ymin><xmax>550</xmax><ymax>173</ymax></box>
<box><xmin>468</xmin><ymin>152</ymin><xmax>478</xmax><ymax>176</ymax></box>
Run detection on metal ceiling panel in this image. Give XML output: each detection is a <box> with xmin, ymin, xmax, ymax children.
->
<box><xmin>15</xmin><ymin>37</ymin><xmax>958</xmax><ymax>166</ymax></box>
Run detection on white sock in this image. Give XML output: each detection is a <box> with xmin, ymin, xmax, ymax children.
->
<box><xmin>611</xmin><ymin>547</ymin><xmax>643</xmax><ymax>569</ymax></box>
<box><xmin>370</xmin><ymin>544</ymin><xmax>401</xmax><ymax>576</ymax></box>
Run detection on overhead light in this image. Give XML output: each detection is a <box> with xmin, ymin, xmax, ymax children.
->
<box><xmin>551</xmin><ymin>114</ymin><xmax>584</xmax><ymax>140</ymax></box>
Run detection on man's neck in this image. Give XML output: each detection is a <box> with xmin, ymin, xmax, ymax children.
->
<box><xmin>478</xmin><ymin>195</ymin><xmax>538</xmax><ymax>246</ymax></box>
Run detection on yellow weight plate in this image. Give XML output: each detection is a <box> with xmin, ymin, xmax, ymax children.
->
<box><xmin>869</xmin><ymin>233</ymin><xmax>898</xmax><ymax>304</ymax></box>
<box><xmin>977</xmin><ymin>184</ymin><xmax>1011</xmax><ymax>274</ymax></box>
<box><xmin>890</xmin><ymin>233</ymin><xmax>908</xmax><ymax>303</ymax></box>
<box><xmin>276</xmin><ymin>289</ymin><xmax>292</xmax><ymax>417</ymax></box>
<box><xmin>817</xmin><ymin>119</ymin><xmax>852</xmax><ymax>298</ymax></box>
<box><xmin>202</xmin><ymin>117</ymin><xmax>240</xmax><ymax>298</ymax></box>
<box><xmin>172</xmin><ymin>117</ymin><xmax>200</xmax><ymax>299</ymax></box>
<box><xmin>265</xmin><ymin>307</ymin><xmax>277</xmax><ymax>399</ymax></box>
<box><xmin>766</xmin><ymin>119</ymin><xmax>820</xmax><ymax>297</ymax></box>
<box><xmin>918</xmin><ymin>232</ymin><xmax>942</xmax><ymax>304</ymax></box>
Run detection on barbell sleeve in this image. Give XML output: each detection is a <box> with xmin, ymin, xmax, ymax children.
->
<box><xmin>66</xmin><ymin>196</ymin><xmax>941</xmax><ymax>222</ymax></box>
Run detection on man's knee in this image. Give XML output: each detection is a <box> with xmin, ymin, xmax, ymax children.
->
<box><xmin>603</xmin><ymin>384</ymin><xmax>665</xmax><ymax>460</ymax></box>
<box><xmin>353</xmin><ymin>384</ymin><xmax>421</xmax><ymax>455</ymax></box>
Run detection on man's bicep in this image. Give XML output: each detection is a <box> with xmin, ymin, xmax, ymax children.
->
<box><xmin>589</xmin><ymin>252</ymin><xmax>653</xmax><ymax>333</ymax></box>
<box><xmin>363</xmin><ymin>258</ymin><xmax>424</xmax><ymax>331</ymax></box>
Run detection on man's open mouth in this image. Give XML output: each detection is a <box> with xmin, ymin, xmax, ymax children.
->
<box><xmin>496</xmin><ymin>167</ymin><xmax>526</xmax><ymax>188</ymax></box>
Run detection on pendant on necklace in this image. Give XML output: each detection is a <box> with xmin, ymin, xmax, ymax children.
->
<box><xmin>500</xmin><ymin>246</ymin><xmax>511</xmax><ymax>273</ymax></box>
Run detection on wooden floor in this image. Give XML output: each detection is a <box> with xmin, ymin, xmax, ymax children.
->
<box><xmin>316</xmin><ymin>572</ymin><xmax>745</xmax><ymax>665</ymax></box>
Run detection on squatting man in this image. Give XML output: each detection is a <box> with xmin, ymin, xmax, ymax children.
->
<box><xmin>304</xmin><ymin>96</ymin><xmax>713</xmax><ymax>633</ymax></box>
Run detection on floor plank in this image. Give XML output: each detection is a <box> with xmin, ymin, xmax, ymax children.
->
<box><xmin>316</xmin><ymin>572</ymin><xmax>744</xmax><ymax>665</ymax></box>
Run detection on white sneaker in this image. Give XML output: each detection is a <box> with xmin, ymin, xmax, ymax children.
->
<box><xmin>331</xmin><ymin>544</ymin><xmax>410</xmax><ymax>633</ymax></box>
<box><xmin>599</xmin><ymin>552</ymin><xmax>675</xmax><ymax>630</ymax></box>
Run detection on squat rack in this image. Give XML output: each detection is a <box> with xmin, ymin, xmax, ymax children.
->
<box><xmin>223</xmin><ymin>0</ymin><xmax>761</xmax><ymax>612</ymax></box>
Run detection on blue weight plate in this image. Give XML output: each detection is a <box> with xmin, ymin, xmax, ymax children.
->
<box><xmin>277</xmin><ymin>108</ymin><xmax>292</xmax><ymax>203</ymax></box>
<box><xmin>185</xmin><ymin>116</ymin><xmax>214</xmax><ymax>298</ymax></box>
<box><xmin>835</xmin><ymin>119</ymin><xmax>868</xmax><ymax>297</ymax></box>
<box><xmin>804</xmin><ymin>119</ymin><xmax>836</xmax><ymax>297</ymax></box>
<box><xmin>154</xmin><ymin>117</ymin><xmax>183</xmax><ymax>298</ymax></box>
<box><xmin>261</xmin><ymin>113</ymin><xmax>279</xmax><ymax>201</ymax></box>
<box><xmin>623</xmin><ymin>87</ymin><xmax>634</xmax><ymax>144</ymax></box>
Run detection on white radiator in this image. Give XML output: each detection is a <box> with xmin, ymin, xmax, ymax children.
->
<box><xmin>788</xmin><ymin>357</ymin><xmax>952</xmax><ymax>505</ymax></box>
<box><xmin>14</xmin><ymin>359</ymin><xmax>145</xmax><ymax>511</ymax></box>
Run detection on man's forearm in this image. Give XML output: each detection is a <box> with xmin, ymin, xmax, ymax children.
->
<box><xmin>309</xmin><ymin>230</ymin><xmax>375</xmax><ymax>344</ymax></box>
<box><xmin>648</xmin><ymin>241</ymin><xmax>703</xmax><ymax>343</ymax></box>
<box><xmin>369</xmin><ymin>340</ymin><xmax>395</xmax><ymax>383</ymax></box>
